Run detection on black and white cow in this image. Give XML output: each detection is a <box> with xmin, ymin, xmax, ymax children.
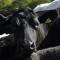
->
<box><xmin>0</xmin><ymin>8</ymin><xmax>40</xmax><ymax>60</ymax></box>
<box><xmin>37</xmin><ymin>9</ymin><xmax>60</xmax><ymax>50</ymax></box>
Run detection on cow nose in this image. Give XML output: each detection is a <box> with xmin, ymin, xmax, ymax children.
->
<box><xmin>29</xmin><ymin>42</ymin><xmax>35</xmax><ymax>51</ymax></box>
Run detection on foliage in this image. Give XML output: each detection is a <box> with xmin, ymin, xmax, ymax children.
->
<box><xmin>0</xmin><ymin>0</ymin><xmax>14</xmax><ymax>10</ymax></box>
<box><xmin>11</xmin><ymin>0</ymin><xmax>52</xmax><ymax>9</ymax></box>
<box><xmin>0</xmin><ymin>0</ymin><xmax>53</xmax><ymax>10</ymax></box>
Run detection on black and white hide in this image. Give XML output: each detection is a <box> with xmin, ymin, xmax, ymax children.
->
<box><xmin>36</xmin><ymin>10</ymin><xmax>58</xmax><ymax>50</ymax></box>
<box><xmin>38</xmin><ymin>15</ymin><xmax>60</xmax><ymax>49</ymax></box>
<box><xmin>0</xmin><ymin>9</ymin><xmax>39</xmax><ymax>60</ymax></box>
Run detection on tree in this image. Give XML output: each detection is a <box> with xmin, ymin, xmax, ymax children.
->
<box><xmin>12</xmin><ymin>0</ymin><xmax>52</xmax><ymax>8</ymax></box>
<box><xmin>0</xmin><ymin>0</ymin><xmax>14</xmax><ymax>10</ymax></box>
<box><xmin>0</xmin><ymin>0</ymin><xmax>53</xmax><ymax>10</ymax></box>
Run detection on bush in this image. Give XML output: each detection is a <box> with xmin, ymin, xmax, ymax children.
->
<box><xmin>0</xmin><ymin>0</ymin><xmax>53</xmax><ymax>10</ymax></box>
